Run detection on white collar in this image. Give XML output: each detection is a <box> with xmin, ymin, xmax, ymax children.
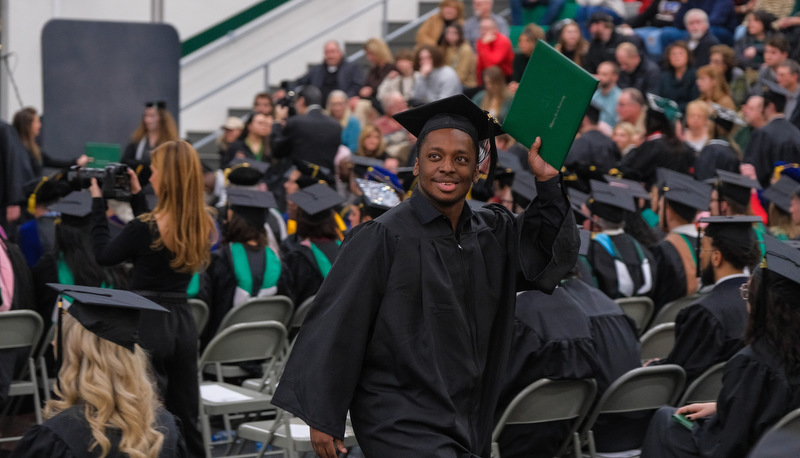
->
<box><xmin>673</xmin><ymin>224</ymin><xmax>698</xmax><ymax>237</ymax></box>
<box><xmin>601</xmin><ymin>228</ymin><xmax>625</xmax><ymax>236</ymax></box>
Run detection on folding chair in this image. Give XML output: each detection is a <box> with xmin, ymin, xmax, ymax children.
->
<box><xmin>199</xmin><ymin>321</ymin><xmax>287</xmax><ymax>458</ymax></box>
<box><xmin>649</xmin><ymin>293</ymin><xmax>702</xmax><ymax>330</ymax></box>
<box><xmin>188</xmin><ymin>298</ymin><xmax>210</xmax><ymax>336</ymax></box>
<box><xmin>204</xmin><ymin>296</ymin><xmax>293</xmax><ymax>379</ymax></box>
<box><xmin>236</xmin><ymin>408</ymin><xmax>359</xmax><ymax>458</ymax></box>
<box><xmin>36</xmin><ymin>323</ymin><xmax>57</xmax><ymax>402</ymax></box>
<box><xmin>491</xmin><ymin>378</ymin><xmax>597</xmax><ymax>458</ymax></box>
<box><xmin>615</xmin><ymin>297</ymin><xmax>654</xmax><ymax>336</ymax></box>
<box><xmin>580</xmin><ymin>365</ymin><xmax>686</xmax><ymax>458</ymax></box>
<box><xmin>640</xmin><ymin>323</ymin><xmax>676</xmax><ymax>362</ymax></box>
<box><xmin>0</xmin><ymin>310</ymin><xmax>44</xmax><ymax>443</ymax></box>
<box><xmin>288</xmin><ymin>295</ymin><xmax>315</xmax><ymax>334</ymax></box>
<box><xmin>679</xmin><ymin>362</ymin><xmax>725</xmax><ymax>405</ymax></box>
<box><xmin>749</xmin><ymin>407</ymin><xmax>800</xmax><ymax>457</ymax></box>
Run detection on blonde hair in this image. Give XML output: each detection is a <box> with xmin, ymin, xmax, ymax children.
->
<box><xmin>140</xmin><ymin>141</ymin><xmax>217</xmax><ymax>273</ymax></box>
<box><xmin>364</xmin><ymin>37</ymin><xmax>394</xmax><ymax>65</ymax></box>
<box><xmin>130</xmin><ymin>106</ymin><xmax>179</xmax><ymax>146</ymax></box>
<box><xmin>47</xmin><ymin>314</ymin><xmax>164</xmax><ymax>458</ymax></box>
<box><xmin>356</xmin><ymin>124</ymin><xmax>387</xmax><ymax>158</ymax></box>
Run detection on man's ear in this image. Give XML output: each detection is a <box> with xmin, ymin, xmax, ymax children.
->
<box><xmin>712</xmin><ymin>249</ymin><xmax>723</xmax><ymax>268</ymax></box>
<box><xmin>413</xmin><ymin>158</ymin><xmax>419</xmax><ymax>176</ymax></box>
<box><xmin>473</xmin><ymin>166</ymin><xmax>480</xmax><ymax>183</ymax></box>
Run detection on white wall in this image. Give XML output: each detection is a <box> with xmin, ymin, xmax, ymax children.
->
<box><xmin>1</xmin><ymin>0</ymin><xmax>420</xmax><ymax>136</ymax></box>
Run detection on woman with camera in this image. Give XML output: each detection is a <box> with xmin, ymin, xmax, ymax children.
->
<box><xmin>90</xmin><ymin>140</ymin><xmax>217</xmax><ymax>457</ymax></box>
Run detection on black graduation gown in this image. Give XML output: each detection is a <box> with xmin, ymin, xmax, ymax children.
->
<box><xmin>649</xmin><ymin>232</ymin><xmax>698</xmax><ymax>310</ymax></box>
<box><xmin>651</xmin><ymin>276</ymin><xmax>748</xmax><ymax>384</ymax></box>
<box><xmin>641</xmin><ymin>339</ymin><xmax>800</xmax><ymax>458</ymax></box>
<box><xmin>10</xmin><ymin>405</ymin><xmax>186</xmax><ymax>457</ymax></box>
<box><xmin>693</xmin><ymin>140</ymin><xmax>740</xmax><ymax>182</ymax></box>
<box><xmin>280</xmin><ymin>235</ymin><xmax>339</xmax><ymax>306</ymax></box>
<box><xmin>618</xmin><ymin>137</ymin><xmax>695</xmax><ymax>190</ymax></box>
<box><xmin>587</xmin><ymin>232</ymin><xmax>656</xmax><ymax>300</ymax></box>
<box><xmin>271</xmin><ymin>179</ymin><xmax>578</xmax><ymax>457</ymax></box>
<box><xmin>561</xmin><ymin>278</ymin><xmax>647</xmax><ymax>452</ymax></box>
<box><xmin>198</xmin><ymin>243</ymin><xmax>293</xmax><ymax>349</ymax></box>
<box><xmin>744</xmin><ymin>117</ymin><xmax>800</xmax><ymax>188</ymax></box>
<box><xmin>495</xmin><ymin>287</ymin><xmax>598</xmax><ymax>458</ymax></box>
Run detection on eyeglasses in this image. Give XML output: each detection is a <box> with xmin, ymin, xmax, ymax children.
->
<box><xmin>740</xmin><ymin>283</ymin><xmax>749</xmax><ymax>301</ymax></box>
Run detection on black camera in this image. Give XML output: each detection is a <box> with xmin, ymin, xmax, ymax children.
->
<box><xmin>67</xmin><ymin>163</ymin><xmax>131</xmax><ymax>200</ymax></box>
<box><xmin>275</xmin><ymin>80</ymin><xmax>298</xmax><ymax>117</ymax></box>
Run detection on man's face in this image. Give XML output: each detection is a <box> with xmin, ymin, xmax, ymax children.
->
<box><xmin>615</xmin><ymin>50</ymin><xmax>638</xmax><ymax>74</ymax></box>
<box><xmin>473</xmin><ymin>0</ymin><xmax>491</xmax><ymax>17</ymax></box>
<box><xmin>597</xmin><ymin>63</ymin><xmax>618</xmax><ymax>88</ymax></box>
<box><xmin>616</xmin><ymin>93</ymin><xmax>640</xmax><ymax>123</ymax></box>
<box><xmin>764</xmin><ymin>45</ymin><xmax>787</xmax><ymax>68</ymax></box>
<box><xmin>413</xmin><ymin>128</ymin><xmax>479</xmax><ymax>210</ymax></box>
<box><xmin>589</xmin><ymin>22</ymin><xmax>606</xmax><ymax>41</ymax></box>
<box><xmin>324</xmin><ymin>42</ymin><xmax>342</xmax><ymax>67</ymax></box>
<box><xmin>253</xmin><ymin>96</ymin><xmax>272</xmax><ymax>115</ymax></box>
<box><xmin>742</xmin><ymin>96</ymin><xmax>765</xmax><ymax>126</ymax></box>
<box><xmin>686</xmin><ymin>14</ymin><xmax>708</xmax><ymax>39</ymax></box>
<box><xmin>776</xmin><ymin>66</ymin><xmax>799</xmax><ymax>91</ymax></box>
<box><xmin>699</xmin><ymin>235</ymin><xmax>716</xmax><ymax>286</ymax></box>
<box><xmin>479</xmin><ymin>18</ymin><xmax>496</xmax><ymax>38</ymax></box>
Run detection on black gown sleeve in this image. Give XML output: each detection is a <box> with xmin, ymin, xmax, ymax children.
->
<box><xmin>656</xmin><ymin>305</ymin><xmax>726</xmax><ymax>382</ymax></box>
<box><xmin>9</xmin><ymin>425</ymin><xmax>74</xmax><ymax>458</ymax></box>
<box><xmin>129</xmin><ymin>191</ymin><xmax>149</xmax><ymax>218</ymax></box>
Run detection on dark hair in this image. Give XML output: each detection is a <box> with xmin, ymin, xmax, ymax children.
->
<box><xmin>705</xmin><ymin>226</ymin><xmax>760</xmax><ymax>270</ymax></box>
<box><xmin>765</xmin><ymin>90</ymin><xmax>787</xmax><ymax>113</ymax></box>
<box><xmin>299</xmin><ymin>85</ymin><xmax>323</xmax><ymax>107</ymax></box>
<box><xmin>296</xmin><ymin>210</ymin><xmax>340</xmax><ymax>240</ymax></box>
<box><xmin>623</xmin><ymin>210</ymin><xmax>661</xmax><ymax>247</ymax></box>
<box><xmin>751</xmin><ymin>10</ymin><xmax>777</xmax><ymax>35</ymax></box>
<box><xmin>664</xmin><ymin>41</ymin><xmax>694</xmax><ymax>71</ymax></box>
<box><xmin>253</xmin><ymin>92</ymin><xmax>274</xmax><ymax>111</ymax></box>
<box><xmin>222</xmin><ymin>212</ymin><xmax>268</xmax><ymax>249</ymax></box>
<box><xmin>665</xmin><ymin>199</ymin><xmax>697</xmax><ymax>224</ymax></box>
<box><xmin>414</xmin><ymin>45</ymin><xmax>445</xmax><ymax>70</ymax></box>
<box><xmin>56</xmin><ymin>219</ymin><xmax>117</xmax><ymax>288</ymax></box>
<box><xmin>747</xmin><ymin>267</ymin><xmax>800</xmax><ymax>375</ymax></box>
<box><xmin>13</xmin><ymin>107</ymin><xmax>41</xmax><ymax>163</ymax></box>
<box><xmin>394</xmin><ymin>48</ymin><xmax>414</xmax><ymax>62</ymax></box>
<box><xmin>766</xmin><ymin>34</ymin><xmax>791</xmax><ymax>54</ymax></box>
<box><xmin>443</xmin><ymin>23</ymin><xmax>466</xmax><ymax>48</ymax></box>
<box><xmin>645</xmin><ymin>109</ymin><xmax>681</xmax><ymax>150</ymax></box>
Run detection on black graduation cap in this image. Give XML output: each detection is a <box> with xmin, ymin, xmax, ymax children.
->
<box><xmin>589</xmin><ymin>179</ymin><xmax>636</xmax><ymax>223</ymax></box>
<box><xmin>287</xmin><ymin>183</ymin><xmax>344</xmax><ymax>222</ymax></box>
<box><xmin>646</xmin><ymin>93</ymin><xmax>682</xmax><ymax>123</ymax></box>
<box><xmin>658</xmin><ymin>168</ymin><xmax>711</xmax><ymax>211</ymax></box>
<box><xmin>568</xmin><ymin>187</ymin><xmax>598</xmax><ymax>225</ymax></box>
<box><xmin>511</xmin><ymin>170</ymin><xmax>538</xmax><ymax>208</ymax></box>
<box><xmin>709</xmin><ymin>102</ymin><xmax>746</xmax><ymax>130</ymax></box>
<box><xmin>225</xmin><ymin>158</ymin><xmax>269</xmax><ymax>186</ymax></box>
<box><xmin>349</xmin><ymin>154</ymin><xmax>386</xmax><ymax>177</ymax></box>
<box><xmin>713</xmin><ymin>169</ymin><xmax>761</xmax><ymax>206</ymax></box>
<box><xmin>783</xmin><ymin>240</ymin><xmax>800</xmax><ymax>250</ymax></box>
<box><xmin>50</xmin><ymin>191</ymin><xmax>92</xmax><ymax>222</ymax></box>
<box><xmin>699</xmin><ymin>215</ymin><xmax>761</xmax><ymax>241</ymax></box>
<box><xmin>227</xmin><ymin>188</ymin><xmax>277</xmax><ymax>228</ymax></box>
<box><xmin>763</xmin><ymin>176</ymin><xmax>800</xmax><ymax>213</ymax></box>
<box><xmin>762</xmin><ymin>235</ymin><xmax>800</xmax><ymax>285</ymax></box>
<box><xmin>604</xmin><ymin>175</ymin><xmax>651</xmax><ymax>201</ymax></box>
<box><xmin>47</xmin><ymin>284</ymin><xmax>168</xmax><ymax>353</ymax></box>
<box><xmin>761</xmin><ymin>80</ymin><xmax>789</xmax><ymax>110</ymax></box>
<box><xmin>392</xmin><ymin>94</ymin><xmax>504</xmax><ymax>184</ymax></box>
<box><xmin>355</xmin><ymin>178</ymin><xmax>401</xmax><ymax>219</ymax></box>
<box><xmin>293</xmin><ymin>159</ymin><xmax>333</xmax><ymax>188</ymax></box>
<box><xmin>145</xmin><ymin>100</ymin><xmax>167</xmax><ymax>109</ymax></box>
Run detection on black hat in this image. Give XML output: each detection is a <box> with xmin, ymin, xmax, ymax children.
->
<box><xmin>511</xmin><ymin>170</ymin><xmax>538</xmax><ymax>208</ymax></box>
<box><xmin>145</xmin><ymin>100</ymin><xmax>167</xmax><ymax>109</ymax></box>
<box><xmin>293</xmin><ymin>159</ymin><xmax>333</xmax><ymax>188</ymax></box>
<box><xmin>225</xmin><ymin>158</ymin><xmax>269</xmax><ymax>186</ymax></box>
<box><xmin>762</xmin><ymin>235</ymin><xmax>800</xmax><ymax>285</ymax></box>
<box><xmin>349</xmin><ymin>154</ymin><xmax>386</xmax><ymax>178</ymax></box>
<box><xmin>47</xmin><ymin>284</ymin><xmax>168</xmax><ymax>352</ymax></box>
<box><xmin>568</xmin><ymin>187</ymin><xmax>598</xmax><ymax>225</ymax></box>
<box><xmin>589</xmin><ymin>179</ymin><xmax>636</xmax><ymax>223</ymax></box>
<box><xmin>287</xmin><ymin>183</ymin><xmax>344</xmax><ymax>222</ymax></box>
<box><xmin>709</xmin><ymin>102</ymin><xmax>746</xmax><ymax>131</ymax></box>
<box><xmin>227</xmin><ymin>188</ymin><xmax>277</xmax><ymax>228</ymax></box>
<box><xmin>762</xmin><ymin>80</ymin><xmax>789</xmax><ymax>111</ymax></box>
<box><xmin>392</xmin><ymin>94</ymin><xmax>504</xmax><ymax>183</ymax></box>
<box><xmin>589</xmin><ymin>11</ymin><xmax>614</xmax><ymax>25</ymax></box>
<box><xmin>355</xmin><ymin>178</ymin><xmax>401</xmax><ymax>219</ymax></box>
<box><xmin>604</xmin><ymin>175</ymin><xmax>650</xmax><ymax>201</ymax></box>
<box><xmin>658</xmin><ymin>168</ymin><xmax>711</xmax><ymax>211</ymax></box>
<box><xmin>713</xmin><ymin>169</ymin><xmax>761</xmax><ymax>207</ymax></box>
<box><xmin>763</xmin><ymin>176</ymin><xmax>800</xmax><ymax>213</ymax></box>
<box><xmin>50</xmin><ymin>191</ymin><xmax>92</xmax><ymax>222</ymax></box>
<box><xmin>699</xmin><ymin>215</ymin><xmax>761</xmax><ymax>243</ymax></box>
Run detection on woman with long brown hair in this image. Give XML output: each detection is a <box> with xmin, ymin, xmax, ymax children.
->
<box><xmin>695</xmin><ymin>64</ymin><xmax>737</xmax><ymax>111</ymax></box>
<box><xmin>471</xmin><ymin>66</ymin><xmax>513</xmax><ymax>122</ymax></box>
<box><xmin>12</xmin><ymin>107</ymin><xmax>89</xmax><ymax>178</ymax></box>
<box><xmin>554</xmin><ymin>21</ymin><xmax>589</xmax><ymax>68</ymax></box>
<box><xmin>120</xmin><ymin>102</ymin><xmax>179</xmax><ymax>184</ymax></box>
<box><xmin>11</xmin><ymin>304</ymin><xmax>186</xmax><ymax>457</ymax></box>
<box><xmin>90</xmin><ymin>140</ymin><xmax>216</xmax><ymax>457</ymax></box>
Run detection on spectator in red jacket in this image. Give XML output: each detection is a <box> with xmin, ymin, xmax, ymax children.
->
<box><xmin>476</xmin><ymin>17</ymin><xmax>514</xmax><ymax>85</ymax></box>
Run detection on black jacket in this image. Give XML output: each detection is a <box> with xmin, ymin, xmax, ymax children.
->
<box><xmin>271</xmin><ymin>107</ymin><xmax>342</xmax><ymax>175</ymax></box>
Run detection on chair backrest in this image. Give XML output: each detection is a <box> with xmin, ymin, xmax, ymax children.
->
<box><xmin>0</xmin><ymin>310</ymin><xmax>44</xmax><ymax>359</ymax></box>
<box><xmin>749</xmin><ymin>408</ymin><xmax>800</xmax><ymax>457</ymax></box>
<box><xmin>615</xmin><ymin>297</ymin><xmax>654</xmax><ymax>336</ymax></box>
<box><xmin>289</xmin><ymin>295</ymin><xmax>315</xmax><ymax>330</ymax></box>
<box><xmin>199</xmin><ymin>320</ymin><xmax>287</xmax><ymax>369</ymax></box>
<box><xmin>581</xmin><ymin>364</ymin><xmax>686</xmax><ymax>440</ymax></box>
<box><xmin>640</xmin><ymin>322</ymin><xmax>676</xmax><ymax>361</ymax></box>
<box><xmin>188</xmin><ymin>298</ymin><xmax>210</xmax><ymax>334</ymax></box>
<box><xmin>218</xmin><ymin>295</ymin><xmax>294</xmax><ymax>331</ymax></box>
<box><xmin>493</xmin><ymin>378</ymin><xmax>597</xmax><ymax>456</ymax></box>
<box><xmin>679</xmin><ymin>362</ymin><xmax>725</xmax><ymax>405</ymax></box>
<box><xmin>650</xmin><ymin>294</ymin><xmax>701</xmax><ymax>329</ymax></box>
<box><xmin>35</xmin><ymin>323</ymin><xmax>57</xmax><ymax>361</ymax></box>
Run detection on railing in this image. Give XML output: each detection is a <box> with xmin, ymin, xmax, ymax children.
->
<box><xmin>188</xmin><ymin>1</ymin><xmax>438</xmax><ymax>151</ymax></box>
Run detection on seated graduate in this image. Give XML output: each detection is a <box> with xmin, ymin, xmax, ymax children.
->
<box><xmin>693</xmin><ymin>105</ymin><xmax>742</xmax><ymax>182</ymax></box>
<box><xmin>346</xmin><ymin>178</ymin><xmax>401</xmax><ymax>230</ymax></box>
<box><xmin>641</xmin><ymin>236</ymin><xmax>800</xmax><ymax>458</ymax></box>
<box><xmin>495</xmin><ymin>253</ymin><xmax>599</xmax><ymax>458</ymax></box>
<box><xmin>646</xmin><ymin>216</ymin><xmax>761</xmax><ymax>385</ymax></box>
<box><xmin>706</xmin><ymin>169</ymin><xmax>767</xmax><ymax>252</ymax></box>
<box><xmin>585</xmin><ymin>179</ymin><xmax>655</xmax><ymax>299</ymax></box>
<box><xmin>11</xmin><ymin>285</ymin><xmax>185</xmax><ymax>457</ymax></box>
<box><xmin>281</xmin><ymin>182</ymin><xmax>344</xmax><ymax>306</ymax></box>
<box><xmin>198</xmin><ymin>188</ymin><xmax>293</xmax><ymax>349</ymax></box>
<box><xmin>649</xmin><ymin>169</ymin><xmax>712</xmax><ymax>311</ymax></box>
<box><xmin>563</xmin><ymin>104</ymin><xmax>621</xmax><ymax>192</ymax></box>
<box><xmin>17</xmin><ymin>176</ymin><xmax>71</xmax><ymax>268</ymax></box>
<box><xmin>763</xmin><ymin>176</ymin><xmax>800</xmax><ymax>241</ymax></box>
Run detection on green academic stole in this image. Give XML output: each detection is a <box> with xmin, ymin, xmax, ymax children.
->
<box><xmin>309</xmin><ymin>240</ymin><xmax>341</xmax><ymax>278</ymax></box>
<box><xmin>230</xmin><ymin>242</ymin><xmax>281</xmax><ymax>295</ymax></box>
